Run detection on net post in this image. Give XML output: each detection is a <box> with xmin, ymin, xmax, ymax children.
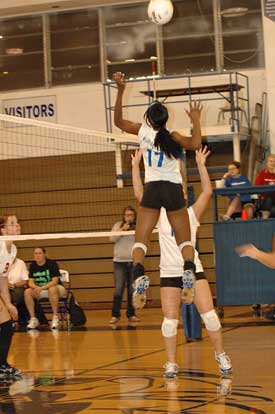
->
<box><xmin>115</xmin><ymin>144</ymin><xmax>124</xmax><ymax>188</ymax></box>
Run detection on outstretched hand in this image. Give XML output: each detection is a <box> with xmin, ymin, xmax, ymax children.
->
<box><xmin>185</xmin><ymin>101</ymin><xmax>203</xmax><ymax>123</ymax></box>
<box><xmin>131</xmin><ymin>149</ymin><xmax>143</xmax><ymax>167</ymax></box>
<box><xmin>195</xmin><ymin>145</ymin><xmax>211</xmax><ymax>166</ymax></box>
<box><xmin>112</xmin><ymin>72</ymin><xmax>126</xmax><ymax>91</ymax></box>
<box><xmin>235</xmin><ymin>244</ymin><xmax>258</xmax><ymax>259</ymax></box>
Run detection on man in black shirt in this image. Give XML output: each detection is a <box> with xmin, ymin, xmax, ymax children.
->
<box><xmin>24</xmin><ymin>247</ymin><xmax>66</xmax><ymax>330</ymax></box>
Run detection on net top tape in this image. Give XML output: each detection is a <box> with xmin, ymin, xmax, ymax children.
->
<box><xmin>1</xmin><ymin>229</ymin><xmax>158</xmax><ymax>241</ymax></box>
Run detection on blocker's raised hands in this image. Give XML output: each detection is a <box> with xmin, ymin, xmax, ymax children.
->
<box><xmin>112</xmin><ymin>72</ymin><xmax>126</xmax><ymax>91</ymax></box>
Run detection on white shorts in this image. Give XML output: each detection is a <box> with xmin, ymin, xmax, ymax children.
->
<box><xmin>39</xmin><ymin>285</ymin><xmax>66</xmax><ymax>299</ymax></box>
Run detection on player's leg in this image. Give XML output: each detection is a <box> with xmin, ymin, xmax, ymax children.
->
<box><xmin>0</xmin><ymin>297</ymin><xmax>21</xmax><ymax>378</ymax></box>
<box><xmin>194</xmin><ymin>275</ymin><xmax>232</xmax><ymax>374</ymax></box>
<box><xmin>160</xmin><ymin>278</ymin><xmax>182</xmax><ymax>378</ymax></box>
<box><xmin>166</xmin><ymin>207</ymin><xmax>195</xmax><ymax>304</ymax></box>
<box><xmin>132</xmin><ymin>205</ymin><xmax>160</xmax><ymax>309</ymax></box>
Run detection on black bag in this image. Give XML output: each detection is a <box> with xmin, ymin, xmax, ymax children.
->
<box><xmin>68</xmin><ymin>293</ymin><xmax>86</xmax><ymax>326</ymax></box>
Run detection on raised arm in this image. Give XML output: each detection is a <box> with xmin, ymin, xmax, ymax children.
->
<box><xmin>113</xmin><ymin>72</ymin><xmax>141</xmax><ymax>135</ymax></box>
<box><xmin>192</xmin><ymin>146</ymin><xmax>212</xmax><ymax>220</ymax></box>
<box><xmin>131</xmin><ymin>149</ymin><xmax>144</xmax><ymax>203</ymax></box>
<box><xmin>171</xmin><ymin>101</ymin><xmax>203</xmax><ymax>150</ymax></box>
<box><xmin>236</xmin><ymin>236</ymin><xmax>275</xmax><ymax>269</ymax></box>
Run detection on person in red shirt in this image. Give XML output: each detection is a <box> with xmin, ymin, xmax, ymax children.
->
<box><xmin>255</xmin><ymin>154</ymin><xmax>275</xmax><ymax>218</ymax></box>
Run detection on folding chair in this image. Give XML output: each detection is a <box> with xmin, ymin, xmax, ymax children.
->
<box><xmin>38</xmin><ymin>269</ymin><xmax>71</xmax><ymax>327</ymax></box>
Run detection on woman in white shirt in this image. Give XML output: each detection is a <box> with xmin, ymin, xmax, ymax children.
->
<box><xmin>0</xmin><ymin>214</ymin><xmax>22</xmax><ymax>378</ymax></box>
<box><xmin>113</xmin><ymin>72</ymin><xmax>202</xmax><ymax>310</ymax></box>
<box><xmin>132</xmin><ymin>148</ymin><xmax>232</xmax><ymax>379</ymax></box>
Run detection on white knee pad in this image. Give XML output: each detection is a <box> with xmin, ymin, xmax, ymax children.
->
<box><xmin>161</xmin><ymin>317</ymin><xmax>179</xmax><ymax>338</ymax></box>
<box><xmin>200</xmin><ymin>310</ymin><xmax>221</xmax><ymax>331</ymax></box>
<box><xmin>178</xmin><ymin>241</ymin><xmax>193</xmax><ymax>252</ymax></box>
<box><xmin>132</xmin><ymin>242</ymin><xmax>147</xmax><ymax>256</ymax></box>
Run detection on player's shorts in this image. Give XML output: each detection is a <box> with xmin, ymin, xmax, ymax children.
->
<box><xmin>140</xmin><ymin>181</ymin><xmax>186</xmax><ymax>211</ymax></box>
<box><xmin>160</xmin><ymin>272</ymin><xmax>206</xmax><ymax>288</ymax></box>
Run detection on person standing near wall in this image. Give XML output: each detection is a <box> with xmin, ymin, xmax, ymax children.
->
<box><xmin>109</xmin><ymin>206</ymin><xmax>140</xmax><ymax>324</ymax></box>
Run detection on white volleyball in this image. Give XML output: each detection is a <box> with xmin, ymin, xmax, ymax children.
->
<box><xmin>148</xmin><ymin>0</ymin><xmax>174</xmax><ymax>25</ymax></box>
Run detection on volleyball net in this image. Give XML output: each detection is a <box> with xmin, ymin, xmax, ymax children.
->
<box><xmin>0</xmin><ymin>114</ymin><xmax>140</xmax><ymax>241</ymax></box>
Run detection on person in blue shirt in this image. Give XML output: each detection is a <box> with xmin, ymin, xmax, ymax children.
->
<box><xmin>221</xmin><ymin>161</ymin><xmax>254</xmax><ymax>220</ymax></box>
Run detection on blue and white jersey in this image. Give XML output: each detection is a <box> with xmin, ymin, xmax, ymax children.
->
<box><xmin>158</xmin><ymin>207</ymin><xmax>203</xmax><ymax>278</ymax></box>
<box><xmin>138</xmin><ymin>123</ymin><xmax>182</xmax><ymax>184</ymax></box>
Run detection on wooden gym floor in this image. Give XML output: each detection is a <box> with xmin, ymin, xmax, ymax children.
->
<box><xmin>2</xmin><ymin>307</ymin><xmax>275</xmax><ymax>414</ymax></box>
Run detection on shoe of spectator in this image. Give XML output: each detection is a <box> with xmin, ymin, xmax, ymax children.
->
<box><xmin>182</xmin><ymin>269</ymin><xmax>195</xmax><ymax>304</ymax></box>
<box><xmin>0</xmin><ymin>363</ymin><xmax>22</xmax><ymax>378</ymax></box>
<box><xmin>222</xmin><ymin>215</ymin><xmax>231</xmax><ymax>221</ymax></box>
<box><xmin>215</xmin><ymin>352</ymin><xmax>233</xmax><ymax>375</ymax></box>
<box><xmin>186</xmin><ymin>337</ymin><xmax>202</xmax><ymax>342</ymax></box>
<box><xmin>109</xmin><ymin>317</ymin><xmax>120</xmax><ymax>324</ymax></box>
<box><xmin>51</xmin><ymin>315</ymin><xmax>59</xmax><ymax>330</ymax></box>
<box><xmin>132</xmin><ymin>275</ymin><xmax>150</xmax><ymax>310</ymax></box>
<box><xmin>163</xmin><ymin>361</ymin><xmax>179</xmax><ymax>378</ymax></box>
<box><xmin>128</xmin><ymin>316</ymin><xmax>140</xmax><ymax>322</ymax></box>
<box><xmin>27</xmin><ymin>317</ymin><xmax>39</xmax><ymax>330</ymax></box>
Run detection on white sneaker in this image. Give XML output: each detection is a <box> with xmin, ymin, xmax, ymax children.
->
<box><xmin>163</xmin><ymin>361</ymin><xmax>179</xmax><ymax>378</ymax></box>
<box><xmin>51</xmin><ymin>315</ymin><xmax>59</xmax><ymax>330</ymax></box>
<box><xmin>27</xmin><ymin>317</ymin><xmax>39</xmax><ymax>330</ymax></box>
<box><xmin>182</xmin><ymin>269</ymin><xmax>196</xmax><ymax>304</ymax></box>
<box><xmin>132</xmin><ymin>275</ymin><xmax>150</xmax><ymax>310</ymax></box>
<box><xmin>215</xmin><ymin>352</ymin><xmax>233</xmax><ymax>374</ymax></box>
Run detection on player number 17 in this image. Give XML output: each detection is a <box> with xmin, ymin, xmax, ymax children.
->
<box><xmin>147</xmin><ymin>149</ymin><xmax>164</xmax><ymax>167</ymax></box>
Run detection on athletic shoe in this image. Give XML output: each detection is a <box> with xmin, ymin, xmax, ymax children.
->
<box><xmin>51</xmin><ymin>315</ymin><xmax>59</xmax><ymax>330</ymax></box>
<box><xmin>181</xmin><ymin>269</ymin><xmax>196</xmax><ymax>304</ymax></box>
<box><xmin>132</xmin><ymin>275</ymin><xmax>150</xmax><ymax>310</ymax></box>
<box><xmin>217</xmin><ymin>375</ymin><xmax>232</xmax><ymax>397</ymax></box>
<box><xmin>222</xmin><ymin>215</ymin><xmax>231</xmax><ymax>221</ymax></box>
<box><xmin>109</xmin><ymin>317</ymin><xmax>120</xmax><ymax>324</ymax></box>
<box><xmin>128</xmin><ymin>316</ymin><xmax>140</xmax><ymax>322</ymax></box>
<box><xmin>215</xmin><ymin>352</ymin><xmax>233</xmax><ymax>375</ymax></box>
<box><xmin>27</xmin><ymin>317</ymin><xmax>39</xmax><ymax>330</ymax></box>
<box><xmin>9</xmin><ymin>376</ymin><xmax>34</xmax><ymax>396</ymax></box>
<box><xmin>0</xmin><ymin>363</ymin><xmax>22</xmax><ymax>378</ymax></box>
<box><xmin>163</xmin><ymin>362</ymin><xmax>179</xmax><ymax>378</ymax></box>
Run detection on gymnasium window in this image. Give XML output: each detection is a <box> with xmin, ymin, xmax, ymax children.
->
<box><xmin>50</xmin><ymin>10</ymin><xmax>100</xmax><ymax>86</ymax></box>
<box><xmin>221</xmin><ymin>0</ymin><xmax>264</xmax><ymax>70</ymax></box>
<box><xmin>103</xmin><ymin>3</ymin><xmax>158</xmax><ymax>80</ymax></box>
<box><xmin>162</xmin><ymin>0</ymin><xmax>216</xmax><ymax>74</ymax></box>
<box><xmin>0</xmin><ymin>16</ymin><xmax>44</xmax><ymax>91</ymax></box>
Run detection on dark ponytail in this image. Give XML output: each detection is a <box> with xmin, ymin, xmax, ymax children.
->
<box><xmin>144</xmin><ymin>102</ymin><xmax>182</xmax><ymax>159</ymax></box>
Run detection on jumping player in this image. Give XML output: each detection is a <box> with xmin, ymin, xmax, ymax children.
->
<box><xmin>113</xmin><ymin>72</ymin><xmax>202</xmax><ymax>309</ymax></box>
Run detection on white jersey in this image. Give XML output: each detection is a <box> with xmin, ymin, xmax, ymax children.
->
<box><xmin>158</xmin><ymin>206</ymin><xmax>203</xmax><ymax>277</ymax></box>
<box><xmin>8</xmin><ymin>258</ymin><xmax>29</xmax><ymax>285</ymax></box>
<box><xmin>0</xmin><ymin>241</ymin><xmax>17</xmax><ymax>277</ymax></box>
<box><xmin>138</xmin><ymin>123</ymin><xmax>182</xmax><ymax>184</ymax></box>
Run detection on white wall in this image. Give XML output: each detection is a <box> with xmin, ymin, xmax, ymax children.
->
<box><xmin>0</xmin><ymin>69</ymin><xmax>266</xmax><ymax>134</ymax></box>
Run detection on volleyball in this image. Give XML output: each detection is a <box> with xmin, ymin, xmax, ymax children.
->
<box><xmin>148</xmin><ymin>0</ymin><xmax>174</xmax><ymax>25</ymax></box>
